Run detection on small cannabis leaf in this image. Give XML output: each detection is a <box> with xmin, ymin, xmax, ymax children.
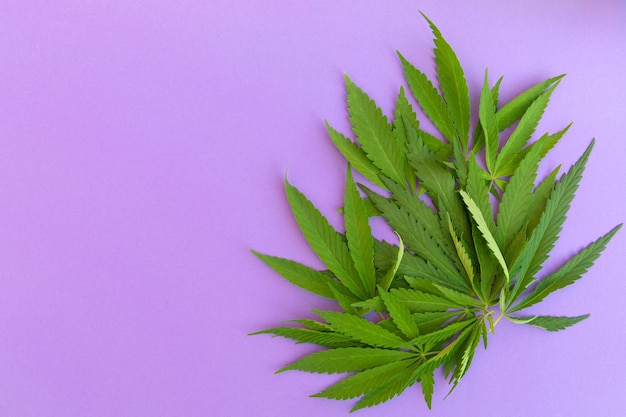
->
<box><xmin>251</xmin><ymin>13</ymin><xmax>620</xmax><ymax>412</ymax></box>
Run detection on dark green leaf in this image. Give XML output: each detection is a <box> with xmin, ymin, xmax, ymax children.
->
<box><xmin>401</xmin><ymin>256</ymin><xmax>468</xmax><ymax>294</ymax></box>
<box><xmin>392</xmin><ymin>88</ymin><xmax>419</xmax><ymax>190</ymax></box>
<box><xmin>390</xmin><ymin>288</ymin><xmax>462</xmax><ymax>313</ymax></box>
<box><xmin>447</xmin><ymin>322</ymin><xmax>482</xmax><ymax>394</ymax></box>
<box><xmin>326</xmin><ymin>121</ymin><xmax>387</xmax><ymax>189</ymax></box>
<box><xmin>250</xmin><ymin>327</ymin><xmax>359</xmax><ymax>348</ymax></box>
<box><xmin>494</xmin><ymin>84</ymin><xmax>559</xmax><ymax>178</ymax></box>
<box><xmin>496</xmin><ymin>144</ymin><xmax>542</xmax><ymax>249</ymax></box>
<box><xmin>508</xmin><ymin>141</ymin><xmax>595</xmax><ymax>301</ymax></box>
<box><xmin>527</xmin><ymin>165</ymin><xmax>560</xmax><ymax>234</ymax></box>
<box><xmin>413</xmin><ymin>311</ymin><xmax>461</xmax><ymax>335</ymax></box>
<box><xmin>510</xmin><ymin>224</ymin><xmax>621</xmax><ymax>313</ymax></box>
<box><xmin>479</xmin><ymin>69</ymin><xmax>499</xmax><ymax>172</ymax></box>
<box><xmin>380</xmin><ymin>288</ymin><xmax>421</xmax><ymax>339</ymax></box>
<box><xmin>420</xmin><ymin>369</ymin><xmax>435</xmax><ymax>409</ymax></box>
<box><xmin>327</xmin><ymin>282</ymin><xmax>361</xmax><ymax>315</ymax></box>
<box><xmin>411</xmin><ymin>318</ymin><xmax>476</xmax><ymax>347</ymax></box>
<box><xmin>344</xmin><ymin>167</ymin><xmax>377</xmax><ymax>297</ymax></box>
<box><xmin>423</xmin><ymin>12</ymin><xmax>471</xmax><ymax>148</ymax></box>
<box><xmin>407</xmin><ymin>137</ymin><xmax>472</xmax><ymax>242</ymax></box>
<box><xmin>278</xmin><ymin>347</ymin><xmax>415</xmax><ymax>374</ymax></box>
<box><xmin>311</xmin><ymin>359</ymin><xmax>415</xmax><ymax>400</ymax></box>
<box><xmin>350</xmin><ymin>360</ymin><xmax>421</xmax><ymax>411</ymax></box>
<box><xmin>252</xmin><ymin>251</ymin><xmax>337</xmax><ymax>299</ymax></box>
<box><xmin>494</xmin><ymin>123</ymin><xmax>570</xmax><ymax>179</ymax></box>
<box><xmin>345</xmin><ymin>74</ymin><xmax>406</xmax><ymax>185</ymax></box>
<box><xmin>398</xmin><ymin>52</ymin><xmax>456</xmax><ymax>141</ymax></box>
<box><xmin>433</xmin><ymin>283</ymin><xmax>481</xmax><ymax>307</ymax></box>
<box><xmin>286</xmin><ymin>179</ymin><xmax>369</xmax><ymax>299</ymax></box>
<box><xmin>508</xmin><ymin>314</ymin><xmax>589</xmax><ymax>331</ymax></box>
<box><xmin>315</xmin><ymin>310</ymin><xmax>408</xmax><ymax>348</ymax></box>
<box><xmin>363</xmin><ymin>187</ymin><xmax>468</xmax><ymax>290</ymax></box>
<box><xmin>496</xmin><ymin>74</ymin><xmax>565</xmax><ymax>131</ymax></box>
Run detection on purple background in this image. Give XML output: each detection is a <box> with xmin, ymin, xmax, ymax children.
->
<box><xmin>0</xmin><ymin>1</ymin><xmax>624</xmax><ymax>416</ymax></box>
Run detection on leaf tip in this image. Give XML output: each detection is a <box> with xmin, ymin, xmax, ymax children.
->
<box><xmin>275</xmin><ymin>366</ymin><xmax>290</xmax><ymax>374</ymax></box>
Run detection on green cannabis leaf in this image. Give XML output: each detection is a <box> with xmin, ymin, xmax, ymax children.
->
<box><xmin>251</xmin><ymin>13</ymin><xmax>620</xmax><ymax>412</ymax></box>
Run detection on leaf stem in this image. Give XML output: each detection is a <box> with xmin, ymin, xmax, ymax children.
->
<box><xmin>491</xmin><ymin>313</ymin><xmax>505</xmax><ymax>329</ymax></box>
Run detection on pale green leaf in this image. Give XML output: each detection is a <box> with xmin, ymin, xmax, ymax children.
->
<box><xmin>286</xmin><ymin>319</ymin><xmax>333</xmax><ymax>332</ymax></box>
<box><xmin>465</xmin><ymin>158</ymin><xmax>496</xmax><ymax>234</ymax></box>
<box><xmin>380</xmin><ymin>233</ymin><xmax>404</xmax><ymax>291</ymax></box>
<box><xmin>460</xmin><ymin>190</ymin><xmax>509</xmax><ymax>282</ymax></box>
<box><xmin>447</xmin><ymin>215</ymin><xmax>475</xmax><ymax>287</ymax></box>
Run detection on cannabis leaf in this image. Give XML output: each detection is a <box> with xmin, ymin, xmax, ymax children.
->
<box><xmin>251</xmin><ymin>13</ymin><xmax>620</xmax><ymax>413</ymax></box>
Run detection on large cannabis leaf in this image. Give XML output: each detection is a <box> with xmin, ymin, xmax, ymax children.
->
<box><xmin>251</xmin><ymin>13</ymin><xmax>620</xmax><ymax>412</ymax></box>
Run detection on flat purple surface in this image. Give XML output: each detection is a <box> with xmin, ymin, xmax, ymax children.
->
<box><xmin>0</xmin><ymin>1</ymin><xmax>624</xmax><ymax>416</ymax></box>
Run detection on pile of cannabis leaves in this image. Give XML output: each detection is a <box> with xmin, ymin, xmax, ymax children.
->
<box><xmin>251</xmin><ymin>14</ymin><xmax>621</xmax><ymax>412</ymax></box>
